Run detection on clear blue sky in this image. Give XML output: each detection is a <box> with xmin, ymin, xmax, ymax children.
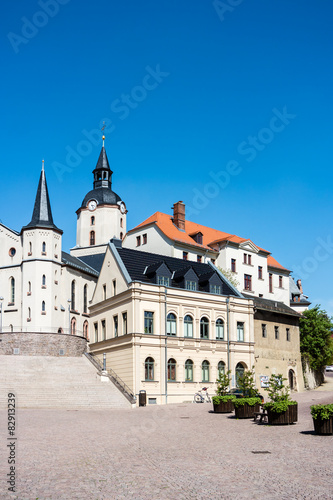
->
<box><xmin>2</xmin><ymin>0</ymin><xmax>333</xmax><ymax>315</ymax></box>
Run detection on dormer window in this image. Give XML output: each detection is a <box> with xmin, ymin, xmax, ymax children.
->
<box><xmin>185</xmin><ymin>280</ymin><xmax>197</xmax><ymax>291</ymax></box>
<box><xmin>210</xmin><ymin>284</ymin><xmax>221</xmax><ymax>294</ymax></box>
<box><xmin>157</xmin><ymin>276</ymin><xmax>170</xmax><ymax>286</ymax></box>
<box><xmin>190</xmin><ymin>231</ymin><xmax>203</xmax><ymax>244</ymax></box>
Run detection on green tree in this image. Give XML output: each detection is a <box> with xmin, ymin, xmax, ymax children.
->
<box><xmin>217</xmin><ymin>267</ymin><xmax>240</xmax><ymax>289</ymax></box>
<box><xmin>299</xmin><ymin>305</ymin><xmax>333</xmax><ymax>373</ymax></box>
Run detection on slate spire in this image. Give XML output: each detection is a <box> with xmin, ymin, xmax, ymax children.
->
<box><xmin>92</xmin><ymin>138</ymin><xmax>113</xmax><ymax>190</ymax></box>
<box><xmin>24</xmin><ymin>162</ymin><xmax>62</xmax><ymax>233</ymax></box>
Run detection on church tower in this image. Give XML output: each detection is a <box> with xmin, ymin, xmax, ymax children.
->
<box><xmin>71</xmin><ymin>138</ymin><xmax>127</xmax><ymax>258</ymax></box>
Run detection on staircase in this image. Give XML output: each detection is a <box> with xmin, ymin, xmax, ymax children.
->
<box><xmin>0</xmin><ymin>355</ymin><xmax>132</xmax><ymax>409</ymax></box>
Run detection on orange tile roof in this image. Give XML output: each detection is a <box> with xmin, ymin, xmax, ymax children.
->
<box><xmin>267</xmin><ymin>255</ymin><xmax>290</xmax><ymax>272</ymax></box>
<box><xmin>129</xmin><ymin>211</ymin><xmax>289</xmax><ymax>271</ymax></box>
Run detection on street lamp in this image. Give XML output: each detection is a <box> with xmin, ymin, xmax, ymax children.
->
<box><xmin>0</xmin><ymin>297</ymin><xmax>4</xmax><ymax>333</ymax></box>
<box><xmin>67</xmin><ymin>299</ymin><xmax>71</xmax><ymax>334</ymax></box>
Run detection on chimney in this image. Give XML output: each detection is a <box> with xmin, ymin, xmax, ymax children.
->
<box><xmin>296</xmin><ymin>279</ymin><xmax>303</xmax><ymax>294</ymax></box>
<box><xmin>172</xmin><ymin>201</ymin><xmax>185</xmax><ymax>230</ymax></box>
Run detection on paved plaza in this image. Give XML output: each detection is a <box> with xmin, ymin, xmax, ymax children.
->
<box><xmin>1</xmin><ymin>376</ymin><xmax>333</xmax><ymax>500</ymax></box>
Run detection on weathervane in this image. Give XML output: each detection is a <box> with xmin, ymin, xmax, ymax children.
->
<box><xmin>101</xmin><ymin>121</ymin><xmax>106</xmax><ymax>147</ymax></box>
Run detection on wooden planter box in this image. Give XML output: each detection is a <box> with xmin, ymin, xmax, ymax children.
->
<box><xmin>234</xmin><ymin>402</ymin><xmax>261</xmax><ymax>419</ymax></box>
<box><xmin>267</xmin><ymin>404</ymin><xmax>298</xmax><ymax>425</ymax></box>
<box><xmin>313</xmin><ymin>417</ymin><xmax>333</xmax><ymax>435</ymax></box>
<box><xmin>213</xmin><ymin>400</ymin><xmax>234</xmax><ymax>413</ymax></box>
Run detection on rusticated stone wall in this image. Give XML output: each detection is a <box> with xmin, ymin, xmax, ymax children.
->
<box><xmin>0</xmin><ymin>332</ymin><xmax>87</xmax><ymax>357</ymax></box>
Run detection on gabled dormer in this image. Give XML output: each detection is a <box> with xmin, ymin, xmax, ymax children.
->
<box><xmin>145</xmin><ymin>261</ymin><xmax>172</xmax><ymax>286</ymax></box>
<box><xmin>198</xmin><ymin>271</ymin><xmax>224</xmax><ymax>294</ymax></box>
<box><xmin>189</xmin><ymin>231</ymin><xmax>203</xmax><ymax>245</ymax></box>
<box><xmin>173</xmin><ymin>266</ymin><xmax>199</xmax><ymax>291</ymax></box>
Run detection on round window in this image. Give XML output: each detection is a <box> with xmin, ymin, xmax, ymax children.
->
<box><xmin>9</xmin><ymin>248</ymin><xmax>16</xmax><ymax>257</ymax></box>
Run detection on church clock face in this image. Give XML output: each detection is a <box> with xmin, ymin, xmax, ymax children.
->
<box><xmin>88</xmin><ymin>200</ymin><xmax>97</xmax><ymax>211</ymax></box>
<box><xmin>119</xmin><ymin>202</ymin><xmax>126</xmax><ymax>214</ymax></box>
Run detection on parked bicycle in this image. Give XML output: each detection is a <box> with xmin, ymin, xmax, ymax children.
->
<box><xmin>193</xmin><ymin>387</ymin><xmax>211</xmax><ymax>403</ymax></box>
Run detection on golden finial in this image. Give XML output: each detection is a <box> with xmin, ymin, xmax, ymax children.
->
<box><xmin>42</xmin><ymin>159</ymin><xmax>44</xmax><ymax>171</ymax></box>
<box><xmin>101</xmin><ymin>121</ymin><xmax>106</xmax><ymax>147</ymax></box>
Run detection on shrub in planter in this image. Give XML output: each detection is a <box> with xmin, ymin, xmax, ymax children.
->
<box><xmin>263</xmin><ymin>374</ymin><xmax>298</xmax><ymax>425</ymax></box>
<box><xmin>233</xmin><ymin>397</ymin><xmax>262</xmax><ymax>419</ymax></box>
<box><xmin>310</xmin><ymin>404</ymin><xmax>333</xmax><ymax>435</ymax></box>
<box><xmin>212</xmin><ymin>395</ymin><xmax>236</xmax><ymax>413</ymax></box>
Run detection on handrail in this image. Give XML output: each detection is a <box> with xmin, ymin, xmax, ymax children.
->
<box><xmin>85</xmin><ymin>352</ymin><xmax>136</xmax><ymax>404</ymax></box>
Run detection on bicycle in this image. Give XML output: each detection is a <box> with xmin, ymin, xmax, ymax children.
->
<box><xmin>193</xmin><ymin>387</ymin><xmax>211</xmax><ymax>403</ymax></box>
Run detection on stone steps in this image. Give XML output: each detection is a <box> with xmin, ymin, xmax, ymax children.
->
<box><xmin>0</xmin><ymin>355</ymin><xmax>132</xmax><ymax>409</ymax></box>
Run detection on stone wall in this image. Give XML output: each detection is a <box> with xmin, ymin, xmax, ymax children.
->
<box><xmin>0</xmin><ymin>332</ymin><xmax>87</xmax><ymax>357</ymax></box>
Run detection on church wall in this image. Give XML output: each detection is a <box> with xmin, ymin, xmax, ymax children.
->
<box><xmin>77</xmin><ymin>205</ymin><xmax>125</xmax><ymax>248</ymax></box>
<box><xmin>0</xmin><ymin>225</ymin><xmax>21</xmax><ymax>267</ymax></box>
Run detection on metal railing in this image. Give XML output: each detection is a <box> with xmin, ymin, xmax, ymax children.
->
<box><xmin>85</xmin><ymin>352</ymin><xmax>136</xmax><ymax>404</ymax></box>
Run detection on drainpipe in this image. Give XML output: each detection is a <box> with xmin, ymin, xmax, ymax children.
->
<box><xmin>226</xmin><ymin>296</ymin><xmax>230</xmax><ymax>389</ymax></box>
<box><xmin>164</xmin><ymin>288</ymin><xmax>168</xmax><ymax>404</ymax></box>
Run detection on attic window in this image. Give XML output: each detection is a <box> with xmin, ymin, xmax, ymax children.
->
<box><xmin>190</xmin><ymin>232</ymin><xmax>203</xmax><ymax>244</ymax></box>
<box><xmin>210</xmin><ymin>284</ymin><xmax>221</xmax><ymax>294</ymax></box>
<box><xmin>157</xmin><ymin>276</ymin><xmax>169</xmax><ymax>286</ymax></box>
<box><xmin>185</xmin><ymin>280</ymin><xmax>197</xmax><ymax>291</ymax></box>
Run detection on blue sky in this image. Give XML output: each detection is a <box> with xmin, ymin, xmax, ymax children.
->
<box><xmin>2</xmin><ymin>0</ymin><xmax>333</xmax><ymax>315</ymax></box>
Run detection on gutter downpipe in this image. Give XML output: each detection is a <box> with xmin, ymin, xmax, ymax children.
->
<box><xmin>165</xmin><ymin>288</ymin><xmax>168</xmax><ymax>405</ymax></box>
<box><xmin>226</xmin><ymin>296</ymin><xmax>230</xmax><ymax>389</ymax></box>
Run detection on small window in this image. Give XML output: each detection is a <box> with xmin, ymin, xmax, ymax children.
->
<box><xmin>168</xmin><ymin>358</ymin><xmax>177</xmax><ymax>381</ymax></box>
<box><xmin>27</xmin><ymin>307</ymin><xmax>31</xmax><ymax>321</ymax></box>
<box><xmin>9</xmin><ymin>247</ymin><xmax>16</xmax><ymax>257</ymax></box>
<box><xmin>183</xmin><ymin>251</ymin><xmax>188</xmax><ymax>261</ymax></box>
<box><xmin>258</xmin><ymin>266</ymin><xmax>263</xmax><ymax>280</ymax></box>
<box><xmin>28</xmin><ymin>281</ymin><xmax>31</xmax><ymax>295</ymax></box>
<box><xmin>142</xmin><ymin>233</ymin><xmax>147</xmax><ymax>245</ymax></box>
<box><xmin>94</xmin><ymin>323</ymin><xmax>98</xmax><ymax>342</ymax></box>
<box><xmin>83</xmin><ymin>285</ymin><xmax>88</xmax><ymax>313</ymax></box>
<box><xmin>210</xmin><ymin>284</ymin><xmax>221</xmax><ymax>294</ymax></box>
<box><xmin>136</xmin><ymin>236</ymin><xmax>141</xmax><ymax>247</ymax></box>
<box><xmin>197</xmin><ymin>255</ymin><xmax>202</xmax><ymax>263</ymax></box>
<box><xmin>91</xmin><ymin>216</ymin><xmax>95</xmax><ymax>226</ymax></box>
<box><xmin>120</xmin><ymin>218</ymin><xmax>123</xmax><ymax>228</ymax></box>
<box><xmin>279</xmin><ymin>276</ymin><xmax>283</xmax><ymax>288</ymax></box>
<box><xmin>103</xmin><ymin>284</ymin><xmax>106</xmax><ymax>300</ymax></box>
<box><xmin>167</xmin><ymin>313</ymin><xmax>177</xmax><ymax>336</ymax></box>
<box><xmin>275</xmin><ymin>326</ymin><xmax>279</xmax><ymax>339</ymax></box>
<box><xmin>248</xmin><ymin>255</ymin><xmax>252</xmax><ymax>265</ymax></box>
<box><xmin>185</xmin><ymin>359</ymin><xmax>193</xmax><ymax>382</ymax></box>
<box><xmin>122</xmin><ymin>312</ymin><xmax>127</xmax><ymax>335</ymax></box>
<box><xmin>144</xmin><ymin>311</ymin><xmax>154</xmax><ymax>334</ymax></box>
<box><xmin>244</xmin><ymin>274</ymin><xmax>252</xmax><ymax>291</ymax></box>
<box><xmin>200</xmin><ymin>317</ymin><xmax>209</xmax><ymax>339</ymax></box>
<box><xmin>71</xmin><ymin>317</ymin><xmax>76</xmax><ymax>335</ymax></box>
<box><xmin>231</xmin><ymin>258</ymin><xmax>236</xmax><ymax>273</ymax></box>
<box><xmin>145</xmin><ymin>357</ymin><xmax>154</xmax><ymax>381</ymax></box>
<box><xmin>42</xmin><ymin>301</ymin><xmax>46</xmax><ymax>313</ymax></box>
<box><xmin>269</xmin><ymin>273</ymin><xmax>273</xmax><ymax>293</ymax></box>
<box><xmin>237</xmin><ymin>322</ymin><xmax>244</xmax><ymax>342</ymax></box>
<box><xmin>42</xmin><ymin>242</ymin><xmax>46</xmax><ymax>254</ymax></box>
<box><xmin>262</xmin><ymin>324</ymin><xmax>267</xmax><ymax>338</ymax></box>
<box><xmin>202</xmin><ymin>360</ymin><xmax>210</xmax><ymax>382</ymax></box>
<box><xmin>42</xmin><ymin>275</ymin><xmax>46</xmax><ymax>287</ymax></box>
<box><xmin>184</xmin><ymin>315</ymin><xmax>193</xmax><ymax>338</ymax></box>
<box><xmin>112</xmin><ymin>280</ymin><xmax>116</xmax><ymax>296</ymax></box>
<box><xmin>216</xmin><ymin>319</ymin><xmax>224</xmax><ymax>340</ymax></box>
<box><xmin>83</xmin><ymin>320</ymin><xmax>89</xmax><ymax>340</ymax></box>
<box><xmin>10</xmin><ymin>277</ymin><xmax>15</xmax><ymax>304</ymax></box>
<box><xmin>90</xmin><ymin>231</ymin><xmax>95</xmax><ymax>246</ymax></box>
<box><xmin>114</xmin><ymin>315</ymin><xmax>118</xmax><ymax>337</ymax></box>
<box><xmin>286</xmin><ymin>328</ymin><xmax>290</xmax><ymax>341</ymax></box>
<box><xmin>243</xmin><ymin>253</ymin><xmax>247</xmax><ymax>264</ymax></box>
<box><xmin>186</xmin><ymin>280</ymin><xmax>197</xmax><ymax>291</ymax></box>
<box><xmin>120</xmin><ymin>232</ymin><xmax>123</xmax><ymax>239</ymax></box>
<box><xmin>101</xmin><ymin>320</ymin><xmax>106</xmax><ymax>340</ymax></box>
<box><xmin>29</xmin><ymin>242</ymin><xmax>32</xmax><ymax>254</ymax></box>
<box><xmin>211</xmin><ymin>259</ymin><xmax>216</xmax><ymax>265</ymax></box>
<box><xmin>71</xmin><ymin>280</ymin><xmax>76</xmax><ymax>311</ymax></box>
<box><xmin>157</xmin><ymin>276</ymin><xmax>170</xmax><ymax>286</ymax></box>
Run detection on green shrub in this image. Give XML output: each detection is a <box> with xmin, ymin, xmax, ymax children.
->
<box><xmin>233</xmin><ymin>397</ymin><xmax>261</xmax><ymax>408</ymax></box>
<box><xmin>236</xmin><ymin>367</ymin><xmax>258</xmax><ymax>398</ymax></box>
<box><xmin>310</xmin><ymin>404</ymin><xmax>333</xmax><ymax>421</ymax></box>
<box><xmin>263</xmin><ymin>374</ymin><xmax>297</xmax><ymax>413</ymax></box>
<box><xmin>212</xmin><ymin>395</ymin><xmax>236</xmax><ymax>405</ymax></box>
<box><xmin>216</xmin><ymin>370</ymin><xmax>232</xmax><ymax>396</ymax></box>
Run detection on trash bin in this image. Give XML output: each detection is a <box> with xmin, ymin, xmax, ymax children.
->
<box><xmin>139</xmin><ymin>390</ymin><xmax>146</xmax><ymax>407</ymax></box>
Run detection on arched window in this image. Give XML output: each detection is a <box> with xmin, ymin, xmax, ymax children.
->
<box><xmin>29</xmin><ymin>242</ymin><xmax>32</xmax><ymax>254</ymax></box>
<box><xmin>145</xmin><ymin>357</ymin><xmax>154</xmax><ymax>381</ymax></box>
<box><xmin>289</xmin><ymin>369</ymin><xmax>296</xmax><ymax>391</ymax></box>
<box><xmin>10</xmin><ymin>277</ymin><xmax>15</xmax><ymax>304</ymax></box>
<box><xmin>42</xmin><ymin>242</ymin><xmax>46</xmax><ymax>253</ymax></box>
<box><xmin>185</xmin><ymin>359</ymin><xmax>193</xmax><ymax>382</ymax></box>
<box><xmin>200</xmin><ymin>316</ymin><xmax>209</xmax><ymax>339</ymax></box>
<box><xmin>42</xmin><ymin>275</ymin><xmax>46</xmax><ymax>286</ymax></box>
<box><xmin>71</xmin><ymin>317</ymin><xmax>76</xmax><ymax>335</ymax></box>
<box><xmin>184</xmin><ymin>315</ymin><xmax>193</xmax><ymax>338</ymax></box>
<box><xmin>90</xmin><ymin>231</ymin><xmax>95</xmax><ymax>246</ymax></box>
<box><xmin>166</xmin><ymin>313</ymin><xmax>177</xmax><ymax>336</ymax></box>
<box><xmin>168</xmin><ymin>358</ymin><xmax>177</xmax><ymax>381</ymax></box>
<box><xmin>216</xmin><ymin>319</ymin><xmax>224</xmax><ymax>340</ymax></box>
<box><xmin>71</xmin><ymin>280</ymin><xmax>76</xmax><ymax>311</ymax></box>
<box><xmin>83</xmin><ymin>320</ymin><xmax>89</xmax><ymax>340</ymax></box>
<box><xmin>218</xmin><ymin>361</ymin><xmax>226</xmax><ymax>376</ymax></box>
<box><xmin>28</xmin><ymin>281</ymin><xmax>31</xmax><ymax>294</ymax></box>
<box><xmin>28</xmin><ymin>307</ymin><xmax>31</xmax><ymax>320</ymax></box>
<box><xmin>83</xmin><ymin>285</ymin><xmax>87</xmax><ymax>314</ymax></box>
<box><xmin>42</xmin><ymin>301</ymin><xmax>46</xmax><ymax>312</ymax></box>
<box><xmin>235</xmin><ymin>362</ymin><xmax>246</xmax><ymax>387</ymax></box>
<box><xmin>120</xmin><ymin>218</ymin><xmax>123</xmax><ymax>228</ymax></box>
<box><xmin>120</xmin><ymin>232</ymin><xmax>123</xmax><ymax>240</ymax></box>
<box><xmin>202</xmin><ymin>360</ymin><xmax>210</xmax><ymax>382</ymax></box>
<box><xmin>90</xmin><ymin>216</ymin><xmax>95</xmax><ymax>226</ymax></box>
<box><xmin>58</xmin><ymin>328</ymin><xmax>63</xmax><ymax>334</ymax></box>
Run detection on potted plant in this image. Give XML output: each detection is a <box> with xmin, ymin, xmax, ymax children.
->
<box><xmin>311</xmin><ymin>404</ymin><xmax>333</xmax><ymax>435</ymax></box>
<box><xmin>212</xmin><ymin>370</ymin><xmax>236</xmax><ymax>413</ymax></box>
<box><xmin>263</xmin><ymin>374</ymin><xmax>298</xmax><ymax>425</ymax></box>
<box><xmin>233</xmin><ymin>368</ymin><xmax>261</xmax><ymax>419</ymax></box>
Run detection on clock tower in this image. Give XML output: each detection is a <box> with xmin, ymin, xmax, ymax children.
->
<box><xmin>71</xmin><ymin>138</ymin><xmax>127</xmax><ymax>257</ymax></box>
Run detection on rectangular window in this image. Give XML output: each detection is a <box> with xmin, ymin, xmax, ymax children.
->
<box><xmin>103</xmin><ymin>284</ymin><xmax>106</xmax><ymax>300</ymax></box>
<box><xmin>275</xmin><ymin>326</ymin><xmax>279</xmax><ymax>339</ymax></box>
<box><xmin>210</xmin><ymin>284</ymin><xmax>221</xmax><ymax>294</ymax></box>
<box><xmin>101</xmin><ymin>320</ymin><xmax>106</xmax><ymax>340</ymax></box>
<box><xmin>237</xmin><ymin>322</ymin><xmax>244</xmax><ymax>342</ymax></box>
<box><xmin>248</xmin><ymin>255</ymin><xmax>252</xmax><ymax>265</ymax></box>
<box><xmin>157</xmin><ymin>276</ymin><xmax>170</xmax><ymax>286</ymax></box>
<box><xmin>113</xmin><ymin>280</ymin><xmax>116</xmax><ymax>296</ymax></box>
<box><xmin>184</xmin><ymin>318</ymin><xmax>193</xmax><ymax>338</ymax></box>
<box><xmin>113</xmin><ymin>316</ymin><xmax>118</xmax><ymax>337</ymax></box>
<box><xmin>269</xmin><ymin>273</ymin><xmax>273</xmax><ymax>293</ymax></box>
<box><xmin>279</xmin><ymin>276</ymin><xmax>283</xmax><ymax>288</ymax></box>
<box><xmin>142</xmin><ymin>233</ymin><xmax>147</xmax><ymax>244</ymax></box>
<box><xmin>94</xmin><ymin>323</ymin><xmax>98</xmax><ymax>343</ymax></box>
<box><xmin>258</xmin><ymin>266</ymin><xmax>263</xmax><ymax>280</ymax></box>
<box><xmin>244</xmin><ymin>274</ymin><xmax>252</xmax><ymax>291</ymax></box>
<box><xmin>122</xmin><ymin>312</ymin><xmax>127</xmax><ymax>335</ymax></box>
<box><xmin>243</xmin><ymin>253</ymin><xmax>247</xmax><ymax>264</ymax></box>
<box><xmin>136</xmin><ymin>236</ymin><xmax>141</xmax><ymax>247</ymax></box>
<box><xmin>231</xmin><ymin>258</ymin><xmax>236</xmax><ymax>273</ymax></box>
<box><xmin>183</xmin><ymin>251</ymin><xmax>188</xmax><ymax>261</ymax></box>
<box><xmin>262</xmin><ymin>324</ymin><xmax>267</xmax><ymax>338</ymax></box>
<box><xmin>144</xmin><ymin>311</ymin><xmax>154</xmax><ymax>334</ymax></box>
<box><xmin>286</xmin><ymin>328</ymin><xmax>290</xmax><ymax>341</ymax></box>
<box><xmin>197</xmin><ymin>255</ymin><xmax>202</xmax><ymax>263</ymax></box>
<box><xmin>185</xmin><ymin>280</ymin><xmax>197</xmax><ymax>291</ymax></box>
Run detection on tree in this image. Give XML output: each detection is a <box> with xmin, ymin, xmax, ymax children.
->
<box><xmin>217</xmin><ymin>267</ymin><xmax>240</xmax><ymax>289</ymax></box>
<box><xmin>299</xmin><ymin>305</ymin><xmax>333</xmax><ymax>373</ymax></box>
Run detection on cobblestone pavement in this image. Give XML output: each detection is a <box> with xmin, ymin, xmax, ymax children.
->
<box><xmin>0</xmin><ymin>376</ymin><xmax>333</xmax><ymax>500</ymax></box>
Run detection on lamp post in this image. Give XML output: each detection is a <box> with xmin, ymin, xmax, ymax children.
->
<box><xmin>67</xmin><ymin>299</ymin><xmax>71</xmax><ymax>334</ymax></box>
<box><xmin>0</xmin><ymin>296</ymin><xmax>4</xmax><ymax>333</ymax></box>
